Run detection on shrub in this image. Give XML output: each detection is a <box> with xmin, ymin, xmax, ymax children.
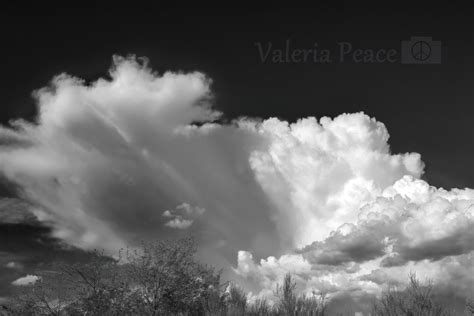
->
<box><xmin>246</xmin><ymin>298</ymin><xmax>272</xmax><ymax>316</ymax></box>
<box><xmin>372</xmin><ymin>273</ymin><xmax>450</xmax><ymax>316</ymax></box>
<box><xmin>5</xmin><ymin>237</ymin><xmax>221</xmax><ymax>316</ymax></box>
<box><xmin>275</xmin><ymin>273</ymin><xmax>298</xmax><ymax>315</ymax></box>
<box><xmin>223</xmin><ymin>283</ymin><xmax>247</xmax><ymax>315</ymax></box>
<box><xmin>273</xmin><ymin>273</ymin><xmax>326</xmax><ymax>316</ymax></box>
<box><xmin>124</xmin><ymin>237</ymin><xmax>220</xmax><ymax>315</ymax></box>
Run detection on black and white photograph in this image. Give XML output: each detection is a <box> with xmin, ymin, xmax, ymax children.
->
<box><xmin>0</xmin><ymin>4</ymin><xmax>472</xmax><ymax>315</ymax></box>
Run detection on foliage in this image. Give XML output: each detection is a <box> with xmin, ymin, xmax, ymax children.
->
<box><xmin>5</xmin><ymin>237</ymin><xmax>221</xmax><ymax>316</ymax></box>
<box><xmin>274</xmin><ymin>273</ymin><xmax>326</xmax><ymax>316</ymax></box>
<box><xmin>372</xmin><ymin>273</ymin><xmax>451</xmax><ymax>316</ymax></box>
<box><xmin>227</xmin><ymin>284</ymin><xmax>249</xmax><ymax>315</ymax></box>
<box><xmin>246</xmin><ymin>298</ymin><xmax>272</xmax><ymax>315</ymax></box>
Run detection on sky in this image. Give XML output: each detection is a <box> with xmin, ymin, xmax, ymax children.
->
<box><xmin>0</xmin><ymin>4</ymin><xmax>472</xmax><ymax>314</ymax></box>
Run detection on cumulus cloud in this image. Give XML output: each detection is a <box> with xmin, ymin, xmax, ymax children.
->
<box><xmin>162</xmin><ymin>203</ymin><xmax>206</xmax><ymax>229</ymax></box>
<box><xmin>248</xmin><ymin>114</ymin><xmax>423</xmax><ymax>247</ymax></box>
<box><xmin>11</xmin><ymin>274</ymin><xmax>40</xmax><ymax>286</ymax></box>
<box><xmin>0</xmin><ymin>55</ymin><xmax>471</xmax><ymax>312</ymax></box>
<box><xmin>233</xmin><ymin>176</ymin><xmax>474</xmax><ymax>310</ymax></box>
<box><xmin>299</xmin><ymin>176</ymin><xmax>474</xmax><ymax>267</ymax></box>
<box><xmin>0</xmin><ymin>56</ymin><xmax>278</xmax><ymax>257</ymax></box>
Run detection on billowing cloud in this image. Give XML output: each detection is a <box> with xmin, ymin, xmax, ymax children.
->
<box><xmin>299</xmin><ymin>175</ymin><xmax>474</xmax><ymax>267</ymax></box>
<box><xmin>248</xmin><ymin>114</ymin><xmax>423</xmax><ymax>247</ymax></box>
<box><xmin>11</xmin><ymin>274</ymin><xmax>40</xmax><ymax>286</ymax></box>
<box><xmin>234</xmin><ymin>176</ymin><xmax>474</xmax><ymax>312</ymax></box>
<box><xmin>0</xmin><ymin>57</ymin><xmax>280</xmax><ymax>261</ymax></box>
<box><xmin>0</xmin><ymin>56</ymin><xmax>471</xmax><ymax>313</ymax></box>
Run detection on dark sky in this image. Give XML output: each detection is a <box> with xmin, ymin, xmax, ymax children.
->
<box><xmin>0</xmin><ymin>4</ymin><xmax>472</xmax><ymax>190</ymax></box>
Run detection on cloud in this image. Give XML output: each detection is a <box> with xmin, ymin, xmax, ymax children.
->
<box><xmin>162</xmin><ymin>203</ymin><xmax>206</xmax><ymax>229</ymax></box>
<box><xmin>233</xmin><ymin>176</ymin><xmax>474</xmax><ymax>311</ymax></box>
<box><xmin>359</xmin><ymin>269</ymin><xmax>401</xmax><ymax>286</ymax></box>
<box><xmin>0</xmin><ymin>55</ymin><xmax>471</xmax><ymax>313</ymax></box>
<box><xmin>297</xmin><ymin>224</ymin><xmax>387</xmax><ymax>266</ymax></box>
<box><xmin>11</xmin><ymin>274</ymin><xmax>40</xmax><ymax>286</ymax></box>
<box><xmin>299</xmin><ymin>176</ymin><xmax>474</xmax><ymax>267</ymax></box>
<box><xmin>5</xmin><ymin>262</ymin><xmax>15</xmax><ymax>268</ymax></box>
<box><xmin>5</xmin><ymin>262</ymin><xmax>21</xmax><ymax>269</ymax></box>
<box><xmin>164</xmin><ymin>218</ymin><xmax>193</xmax><ymax>229</ymax></box>
<box><xmin>247</xmin><ymin>115</ymin><xmax>423</xmax><ymax>248</ymax></box>
<box><xmin>0</xmin><ymin>56</ymin><xmax>280</xmax><ymax>260</ymax></box>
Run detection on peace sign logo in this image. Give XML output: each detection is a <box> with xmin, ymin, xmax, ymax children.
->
<box><xmin>410</xmin><ymin>40</ymin><xmax>431</xmax><ymax>61</ymax></box>
<box><xmin>401</xmin><ymin>37</ymin><xmax>441</xmax><ymax>64</ymax></box>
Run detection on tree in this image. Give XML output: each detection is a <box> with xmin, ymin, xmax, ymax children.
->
<box><xmin>372</xmin><ymin>273</ymin><xmax>450</xmax><ymax>316</ymax></box>
<box><xmin>274</xmin><ymin>273</ymin><xmax>326</xmax><ymax>316</ymax></box>
<box><xmin>124</xmin><ymin>236</ymin><xmax>220</xmax><ymax>315</ymax></box>
<box><xmin>6</xmin><ymin>237</ymin><xmax>221</xmax><ymax>316</ymax></box>
<box><xmin>223</xmin><ymin>283</ymin><xmax>247</xmax><ymax>315</ymax></box>
<box><xmin>275</xmin><ymin>273</ymin><xmax>298</xmax><ymax>315</ymax></box>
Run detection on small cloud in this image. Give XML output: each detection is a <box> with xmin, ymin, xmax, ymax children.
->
<box><xmin>165</xmin><ymin>217</ymin><xmax>194</xmax><ymax>229</ymax></box>
<box><xmin>5</xmin><ymin>262</ymin><xmax>19</xmax><ymax>269</ymax></box>
<box><xmin>12</xmin><ymin>274</ymin><xmax>40</xmax><ymax>286</ymax></box>
<box><xmin>162</xmin><ymin>203</ymin><xmax>206</xmax><ymax>229</ymax></box>
<box><xmin>176</xmin><ymin>203</ymin><xmax>206</xmax><ymax>216</ymax></box>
